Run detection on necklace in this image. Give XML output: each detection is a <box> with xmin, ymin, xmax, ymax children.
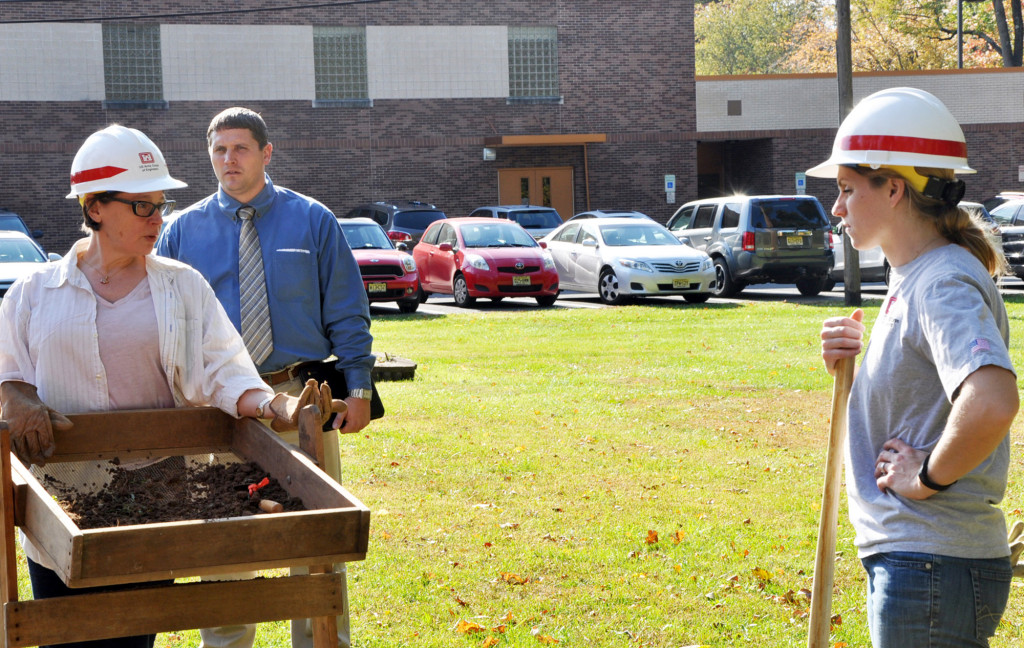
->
<box><xmin>80</xmin><ymin>258</ymin><xmax>134</xmax><ymax>285</ymax></box>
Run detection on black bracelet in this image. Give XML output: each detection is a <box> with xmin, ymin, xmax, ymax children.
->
<box><xmin>918</xmin><ymin>454</ymin><xmax>957</xmax><ymax>491</ymax></box>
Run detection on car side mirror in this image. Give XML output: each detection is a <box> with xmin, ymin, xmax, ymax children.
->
<box><xmin>32</xmin><ymin>229</ymin><xmax>44</xmax><ymax>239</ymax></box>
<box><xmin>582</xmin><ymin>239</ymin><xmax>598</xmax><ymax>248</ymax></box>
<box><xmin>396</xmin><ymin>242</ymin><xmax>409</xmax><ymax>252</ymax></box>
<box><xmin>538</xmin><ymin>241</ymin><xmax>547</xmax><ymax>249</ymax></box>
<box><xmin>48</xmin><ymin>253</ymin><xmax>62</xmax><ymax>262</ymax></box>
<box><xmin>439</xmin><ymin>242</ymin><xmax>453</xmax><ymax>252</ymax></box>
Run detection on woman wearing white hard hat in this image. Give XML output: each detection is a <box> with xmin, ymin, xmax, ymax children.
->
<box><xmin>816</xmin><ymin>88</ymin><xmax>1017</xmax><ymax>647</ymax></box>
<box><xmin>0</xmin><ymin>125</ymin><xmax>340</xmax><ymax>648</ymax></box>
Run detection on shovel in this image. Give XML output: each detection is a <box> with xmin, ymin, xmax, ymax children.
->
<box><xmin>807</xmin><ymin>356</ymin><xmax>854</xmax><ymax>648</ymax></box>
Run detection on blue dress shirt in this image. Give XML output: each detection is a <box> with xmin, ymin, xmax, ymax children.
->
<box><xmin>156</xmin><ymin>175</ymin><xmax>374</xmax><ymax>390</ymax></box>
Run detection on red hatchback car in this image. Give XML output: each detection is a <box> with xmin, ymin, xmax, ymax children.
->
<box><xmin>338</xmin><ymin>218</ymin><xmax>421</xmax><ymax>313</ymax></box>
<box><xmin>414</xmin><ymin>217</ymin><xmax>560</xmax><ymax>307</ymax></box>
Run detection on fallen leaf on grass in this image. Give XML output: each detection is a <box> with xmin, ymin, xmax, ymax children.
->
<box><xmin>530</xmin><ymin>628</ymin><xmax>560</xmax><ymax>644</ymax></box>
<box><xmin>457</xmin><ymin>620</ymin><xmax>486</xmax><ymax>634</ymax></box>
<box><xmin>671</xmin><ymin>529</ymin><xmax>686</xmax><ymax>543</ymax></box>
<box><xmin>501</xmin><ymin>572</ymin><xmax>530</xmax><ymax>585</ymax></box>
<box><xmin>482</xmin><ymin>637</ymin><xmax>500</xmax><ymax>648</ymax></box>
<box><xmin>646</xmin><ymin>529</ymin><xmax>659</xmax><ymax>545</ymax></box>
<box><xmin>751</xmin><ymin>567</ymin><xmax>772</xmax><ymax>582</ymax></box>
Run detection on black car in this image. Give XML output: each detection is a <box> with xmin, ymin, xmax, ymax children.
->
<box><xmin>341</xmin><ymin>200</ymin><xmax>447</xmax><ymax>249</ymax></box>
<box><xmin>0</xmin><ymin>209</ymin><xmax>44</xmax><ymax>247</ymax></box>
<box><xmin>989</xmin><ymin>200</ymin><xmax>1024</xmax><ymax>279</ymax></box>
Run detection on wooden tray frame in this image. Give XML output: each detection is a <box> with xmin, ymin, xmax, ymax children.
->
<box><xmin>0</xmin><ymin>407</ymin><xmax>368</xmax><ymax>647</ymax></box>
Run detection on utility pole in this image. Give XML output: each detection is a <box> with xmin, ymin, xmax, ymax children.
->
<box><xmin>836</xmin><ymin>0</ymin><xmax>861</xmax><ymax>307</ymax></box>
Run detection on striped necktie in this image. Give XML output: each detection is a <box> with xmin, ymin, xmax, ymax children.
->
<box><xmin>237</xmin><ymin>205</ymin><xmax>273</xmax><ymax>365</ymax></box>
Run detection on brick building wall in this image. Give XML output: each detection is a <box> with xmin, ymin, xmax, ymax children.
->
<box><xmin>0</xmin><ymin>1</ymin><xmax>698</xmax><ymax>253</ymax></box>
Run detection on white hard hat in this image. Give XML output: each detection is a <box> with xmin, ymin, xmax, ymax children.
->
<box><xmin>806</xmin><ymin>87</ymin><xmax>974</xmax><ymax>178</ymax></box>
<box><xmin>67</xmin><ymin>125</ymin><xmax>187</xmax><ymax>199</ymax></box>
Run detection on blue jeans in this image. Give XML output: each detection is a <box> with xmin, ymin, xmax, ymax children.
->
<box><xmin>862</xmin><ymin>552</ymin><xmax>1013</xmax><ymax>648</ymax></box>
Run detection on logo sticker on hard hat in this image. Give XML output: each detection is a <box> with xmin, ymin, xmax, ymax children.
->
<box><xmin>139</xmin><ymin>152</ymin><xmax>155</xmax><ymax>164</ymax></box>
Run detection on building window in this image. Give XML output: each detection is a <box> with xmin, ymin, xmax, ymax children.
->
<box><xmin>508</xmin><ymin>26</ymin><xmax>559</xmax><ymax>102</ymax></box>
<box><xmin>314</xmin><ymin>26</ymin><xmax>370</xmax><ymax>106</ymax></box>
<box><xmin>102</xmin><ymin>23</ymin><xmax>165</xmax><ymax>106</ymax></box>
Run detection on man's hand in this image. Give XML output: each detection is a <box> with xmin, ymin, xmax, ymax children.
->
<box><xmin>0</xmin><ymin>380</ymin><xmax>73</xmax><ymax>466</ymax></box>
<box><xmin>337</xmin><ymin>396</ymin><xmax>371</xmax><ymax>434</ymax></box>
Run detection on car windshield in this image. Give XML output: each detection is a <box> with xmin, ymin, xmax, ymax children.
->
<box><xmin>340</xmin><ymin>223</ymin><xmax>393</xmax><ymax>249</ymax></box>
<box><xmin>749</xmin><ymin>199</ymin><xmax>826</xmax><ymax>229</ymax></box>
<box><xmin>460</xmin><ymin>223</ymin><xmax>537</xmax><ymax>248</ymax></box>
<box><xmin>393</xmin><ymin>210</ymin><xmax>446</xmax><ymax>230</ymax></box>
<box><xmin>0</xmin><ymin>214</ymin><xmax>31</xmax><ymax>236</ymax></box>
<box><xmin>0</xmin><ymin>238</ymin><xmax>45</xmax><ymax>263</ymax></box>
<box><xmin>598</xmin><ymin>224</ymin><xmax>681</xmax><ymax>247</ymax></box>
<box><xmin>508</xmin><ymin>209</ymin><xmax>562</xmax><ymax>230</ymax></box>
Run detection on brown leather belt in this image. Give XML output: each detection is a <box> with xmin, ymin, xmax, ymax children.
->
<box><xmin>261</xmin><ymin>361</ymin><xmax>319</xmax><ymax>387</ymax></box>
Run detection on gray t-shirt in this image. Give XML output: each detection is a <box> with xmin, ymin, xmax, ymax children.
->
<box><xmin>847</xmin><ymin>244</ymin><xmax>1015</xmax><ymax>559</ymax></box>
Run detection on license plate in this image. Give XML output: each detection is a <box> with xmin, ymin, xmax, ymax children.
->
<box><xmin>672</xmin><ymin>278</ymin><xmax>691</xmax><ymax>289</ymax></box>
<box><xmin>786</xmin><ymin>235</ymin><xmax>804</xmax><ymax>246</ymax></box>
<box><xmin>513</xmin><ymin>276</ymin><xmax>531</xmax><ymax>286</ymax></box>
<box><xmin>367</xmin><ymin>282</ymin><xmax>387</xmax><ymax>293</ymax></box>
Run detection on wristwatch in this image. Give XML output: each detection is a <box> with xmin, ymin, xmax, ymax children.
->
<box><xmin>349</xmin><ymin>388</ymin><xmax>373</xmax><ymax>400</ymax></box>
<box><xmin>255</xmin><ymin>394</ymin><xmax>275</xmax><ymax>418</ymax></box>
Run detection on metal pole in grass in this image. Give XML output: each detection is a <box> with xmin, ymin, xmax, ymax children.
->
<box><xmin>807</xmin><ymin>356</ymin><xmax>854</xmax><ymax>648</ymax></box>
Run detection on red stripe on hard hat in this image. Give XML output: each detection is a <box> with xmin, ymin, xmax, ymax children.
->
<box><xmin>843</xmin><ymin>135</ymin><xmax>967</xmax><ymax>159</ymax></box>
<box><xmin>70</xmin><ymin>165</ymin><xmax>128</xmax><ymax>185</ymax></box>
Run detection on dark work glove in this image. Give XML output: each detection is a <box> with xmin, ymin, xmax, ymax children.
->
<box><xmin>0</xmin><ymin>380</ymin><xmax>73</xmax><ymax>466</ymax></box>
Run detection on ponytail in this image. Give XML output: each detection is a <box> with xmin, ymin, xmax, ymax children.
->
<box><xmin>862</xmin><ymin>166</ymin><xmax>1006</xmax><ymax>277</ymax></box>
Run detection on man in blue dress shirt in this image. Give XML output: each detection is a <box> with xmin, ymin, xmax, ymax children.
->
<box><xmin>157</xmin><ymin>106</ymin><xmax>371</xmax><ymax>648</ymax></box>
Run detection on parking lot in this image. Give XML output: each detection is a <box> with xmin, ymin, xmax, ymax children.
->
<box><xmin>365</xmin><ymin>275</ymin><xmax>1024</xmax><ymax>317</ymax></box>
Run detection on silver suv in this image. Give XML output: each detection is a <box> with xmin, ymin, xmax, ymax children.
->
<box><xmin>666</xmin><ymin>195</ymin><xmax>834</xmax><ymax>297</ymax></box>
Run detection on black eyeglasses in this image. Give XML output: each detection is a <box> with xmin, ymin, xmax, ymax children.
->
<box><xmin>105</xmin><ymin>197</ymin><xmax>176</xmax><ymax>218</ymax></box>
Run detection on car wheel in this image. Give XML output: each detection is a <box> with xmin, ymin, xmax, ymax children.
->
<box><xmin>822</xmin><ymin>278</ymin><xmax>837</xmax><ymax>292</ymax></box>
<box><xmin>683</xmin><ymin>293</ymin><xmax>710</xmax><ymax>304</ymax></box>
<box><xmin>883</xmin><ymin>261</ymin><xmax>891</xmax><ymax>286</ymax></box>
<box><xmin>397</xmin><ymin>298</ymin><xmax>419</xmax><ymax>313</ymax></box>
<box><xmin>535</xmin><ymin>293</ymin><xmax>558</xmax><ymax>307</ymax></box>
<box><xmin>795</xmin><ymin>275</ymin><xmax>826</xmax><ymax>296</ymax></box>
<box><xmin>453</xmin><ymin>274</ymin><xmax>476</xmax><ymax>307</ymax></box>
<box><xmin>598</xmin><ymin>269</ymin><xmax>628</xmax><ymax>305</ymax></box>
<box><xmin>712</xmin><ymin>258</ymin><xmax>740</xmax><ymax>297</ymax></box>
<box><xmin>417</xmin><ymin>284</ymin><xmax>429</xmax><ymax>303</ymax></box>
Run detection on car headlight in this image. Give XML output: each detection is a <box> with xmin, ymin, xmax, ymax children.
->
<box><xmin>701</xmin><ymin>257</ymin><xmax>713</xmax><ymax>271</ymax></box>
<box><xmin>465</xmin><ymin>254</ymin><xmax>490</xmax><ymax>271</ymax></box>
<box><xmin>616</xmin><ymin>258</ymin><xmax>653</xmax><ymax>273</ymax></box>
<box><xmin>542</xmin><ymin>253</ymin><xmax>555</xmax><ymax>270</ymax></box>
<box><xmin>401</xmin><ymin>255</ymin><xmax>417</xmax><ymax>272</ymax></box>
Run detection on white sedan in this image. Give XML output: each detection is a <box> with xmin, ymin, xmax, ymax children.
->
<box><xmin>0</xmin><ymin>230</ymin><xmax>60</xmax><ymax>298</ymax></box>
<box><xmin>540</xmin><ymin>217</ymin><xmax>715</xmax><ymax>304</ymax></box>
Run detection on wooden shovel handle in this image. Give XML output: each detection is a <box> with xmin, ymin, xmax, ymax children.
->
<box><xmin>807</xmin><ymin>357</ymin><xmax>854</xmax><ymax>648</ymax></box>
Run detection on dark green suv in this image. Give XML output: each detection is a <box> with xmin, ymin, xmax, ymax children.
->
<box><xmin>666</xmin><ymin>195</ymin><xmax>834</xmax><ymax>297</ymax></box>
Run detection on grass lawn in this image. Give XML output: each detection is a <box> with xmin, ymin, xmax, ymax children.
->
<box><xmin>29</xmin><ymin>296</ymin><xmax>1024</xmax><ymax>647</ymax></box>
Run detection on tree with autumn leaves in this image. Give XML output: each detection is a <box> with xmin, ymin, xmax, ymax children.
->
<box><xmin>695</xmin><ymin>0</ymin><xmax>1024</xmax><ymax>73</ymax></box>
